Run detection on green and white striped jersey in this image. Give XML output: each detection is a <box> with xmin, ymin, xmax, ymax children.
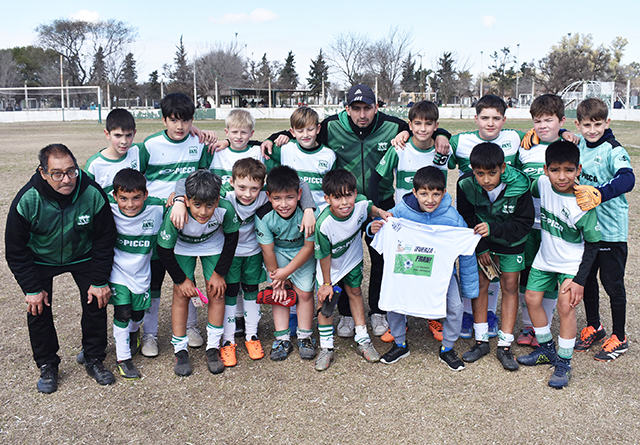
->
<box><xmin>84</xmin><ymin>145</ymin><xmax>141</xmax><ymax>194</ymax></box>
<box><xmin>157</xmin><ymin>198</ymin><xmax>239</xmax><ymax>256</ymax></box>
<box><xmin>532</xmin><ymin>176</ymin><xmax>601</xmax><ymax>275</ymax></box>
<box><xmin>206</xmin><ymin>144</ymin><xmax>264</xmax><ymax>186</ymax></box>
<box><xmin>516</xmin><ymin>140</ymin><xmax>555</xmax><ymax>230</ymax></box>
<box><xmin>139</xmin><ymin>131</ymin><xmax>208</xmax><ymax>199</ymax></box>
<box><xmin>314</xmin><ymin>195</ymin><xmax>371</xmax><ymax>285</ymax></box>
<box><xmin>224</xmin><ymin>190</ymin><xmax>269</xmax><ymax>257</ymax></box>
<box><xmin>110</xmin><ymin>197</ymin><xmax>165</xmax><ymax>294</ymax></box>
<box><xmin>375</xmin><ymin>138</ymin><xmax>450</xmax><ymax>204</ymax></box>
<box><xmin>577</xmin><ymin>136</ymin><xmax>632</xmax><ymax>242</ymax></box>
<box><xmin>449</xmin><ymin>129</ymin><xmax>525</xmax><ymax>174</ymax></box>
<box><xmin>267</xmin><ymin>141</ymin><xmax>336</xmax><ymax>209</ymax></box>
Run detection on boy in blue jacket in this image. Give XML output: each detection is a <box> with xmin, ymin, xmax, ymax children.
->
<box><xmin>369</xmin><ymin>166</ymin><xmax>479</xmax><ymax>370</ymax></box>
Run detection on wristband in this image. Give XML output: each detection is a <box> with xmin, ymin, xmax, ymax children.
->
<box><xmin>174</xmin><ymin>197</ymin><xmax>185</xmax><ymax>204</ymax></box>
<box><xmin>323</xmin><ymin>282</ymin><xmax>331</xmax><ymax>286</ymax></box>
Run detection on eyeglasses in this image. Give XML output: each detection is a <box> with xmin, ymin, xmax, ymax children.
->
<box><xmin>45</xmin><ymin>168</ymin><xmax>79</xmax><ymax>181</ymax></box>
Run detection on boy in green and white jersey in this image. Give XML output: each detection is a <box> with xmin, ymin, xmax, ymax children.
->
<box><xmin>203</xmin><ymin>109</ymin><xmax>263</xmax><ymax>185</ymax></box>
<box><xmin>314</xmin><ymin>169</ymin><xmax>391</xmax><ymax>371</ymax></box>
<box><xmin>517</xmin><ymin>141</ymin><xmax>601</xmax><ymax>389</ymax></box>
<box><xmin>255</xmin><ymin>166</ymin><xmax>318</xmax><ymax>362</ymax></box>
<box><xmin>84</xmin><ymin>109</ymin><xmax>140</xmax><ymax>194</ymax></box>
<box><xmin>157</xmin><ymin>170</ymin><xmax>240</xmax><ymax>377</ymax></box>
<box><xmin>372</xmin><ymin>100</ymin><xmax>449</xmax><ymax>205</ymax></box>
<box><xmin>137</xmin><ymin>93</ymin><xmax>216</xmax><ymax>357</ymax></box>
<box><xmin>108</xmin><ymin>169</ymin><xmax>165</xmax><ymax>380</ymax></box>
<box><xmin>514</xmin><ymin>94</ymin><xmax>568</xmax><ymax>347</ymax></box>
<box><xmin>572</xmin><ymin>98</ymin><xmax>634</xmax><ymax>361</ymax></box>
<box><xmin>266</xmin><ymin>107</ymin><xmax>336</xmax><ymax>209</ymax></box>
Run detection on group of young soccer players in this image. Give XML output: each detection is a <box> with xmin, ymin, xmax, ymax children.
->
<box><xmin>84</xmin><ymin>88</ymin><xmax>632</xmax><ymax>390</ymax></box>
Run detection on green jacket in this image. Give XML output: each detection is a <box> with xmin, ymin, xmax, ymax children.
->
<box><xmin>5</xmin><ymin>170</ymin><xmax>116</xmax><ymax>295</ymax></box>
<box><xmin>456</xmin><ymin>164</ymin><xmax>534</xmax><ymax>255</ymax></box>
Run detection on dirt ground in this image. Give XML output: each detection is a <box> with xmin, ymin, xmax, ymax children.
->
<box><xmin>0</xmin><ymin>118</ymin><xmax>639</xmax><ymax>444</ymax></box>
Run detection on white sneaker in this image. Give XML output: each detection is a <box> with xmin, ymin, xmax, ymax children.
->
<box><xmin>141</xmin><ymin>334</ymin><xmax>158</xmax><ymax>357</ymax></box>
<box><xmin>371</xmin><ymin>313</ymin><xmax>389</xmax><ymax>337</ymax></box>
<box><xmin>337</xmin><ymin>316</ymin><xmax>355</xmax><ymax>337</ymax></box>
<box><xmin>186</xmin><ymin>327</ymin><xmax>204</xmax><ymax>348</ymax></box>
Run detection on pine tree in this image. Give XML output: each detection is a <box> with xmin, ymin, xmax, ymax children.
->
<box><xmin>170</xmin><ymin>35</ymin><xmax>192</xmax><ymax>95</ymax></box>
<box><xmin>307</xmin><ymin>49</ymin><xmax>330</xmax><ymax>99</ymax></box>
<box><xmin>121</xmin><ymin>53</ymin><xmax>138</xmax><ymax>98</ymax></box>
<box><xmin>278</xmin><ymin>51</ymin><xmax>298</xmax><ymax>89</ymax></box>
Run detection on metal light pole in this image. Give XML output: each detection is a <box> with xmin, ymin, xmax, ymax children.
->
<box><xmin>516</xmin><ymin>43</ymin><xmax>520</xmax><ymax>106</ymax></box>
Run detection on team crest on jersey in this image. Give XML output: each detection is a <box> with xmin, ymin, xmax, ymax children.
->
<box><xmin>142</xmin><ymin>219</ymin><xmax>154</xmax><ymax>230</ymax></box>
<box><xmin>318</xmin><ymin>160</ymin><xmax>329</xmax><ymax>169</ymax></box>
<box><xmin>377</xmin><ymin>142</ymin><xmax>389</xmax><ymax>152</ymax></box>
<box><xmin>189</xmin><ymin>146</ymin><xmax>199</xmax><ymax>156</ymax></box>
<box><xmin>78</xmin><ymin>214</ymin><xmax>90</xmax><ymax>225</ymax></box>
<box><xmin>561</xmin><ymin>207</ymin><xmax>570</xmax><ymax>219</ymax></box>
<box><xmin>501</xmin><ymin>141</ymin><xmax>512</xmax><ymax>150</ymax></box>
<box><xmin>131</xmin><ymin>160</ymin><xmax>138</xmax><ymax>169</ymax></box>
<box><xmin>501</xmin><ymin>204</ymin><xmax>515</xmax><ymax>214</ymax></box>
<box><xmin>594</xmin><ymin>156</ymin><xmax>602</xmax><ymax>165</ymax></box>
<box><xmin>357</xmin><ymin>215</ymin><xmax>364</xmax><ymax>225</ymax></box>
<box><xmin>207</xmin><ymin>220</ymin><xmax>220</xmax><ymax>229</ymax></box>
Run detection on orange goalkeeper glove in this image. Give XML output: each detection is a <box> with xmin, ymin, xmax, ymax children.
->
<box><xmin>574</xmin><ymin>184</ymin><xmax>602</xmax><ymax>211</ymax></box>
<box><xmin>520</xmin><ymin>128</ymin><xmax>540</xmax><ymax>150</ymax></box>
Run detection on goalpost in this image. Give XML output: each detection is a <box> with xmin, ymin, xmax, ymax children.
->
<box><xmin>0</xmin><ymin>85</ymin><xmax>102</xmax><ymax>122</ymax></box>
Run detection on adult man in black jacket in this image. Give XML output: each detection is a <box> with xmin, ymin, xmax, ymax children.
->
<box><xmin>6</xmin><ymin>144</ymin><xmax>117</xmax><ymax>393</ymax></box>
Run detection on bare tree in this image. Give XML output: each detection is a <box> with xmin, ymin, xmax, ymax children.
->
<box><xmin>363</xmin><ymin>27</ymin><xmax>412</xmax><ymax>104</ymax></box>
<box><xmin>0</xmin><ymin>50</ymin><xmax>21</xmax><ymax>87</ymax></box>
<box><xmin>196</xmin><ymin>41</ymin><xmax>246</xmax><ymax>100</ymax></box>
<box><xmin>36</xmin><ymin>18</ymin><xmax>136</xmax><ymax>85</ymax></box>
<box><xmin>327</xmin><ymin>31</ymin><xmax>368</xmax><ymax>87</ymax></box>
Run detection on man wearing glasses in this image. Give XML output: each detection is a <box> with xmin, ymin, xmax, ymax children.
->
<box><xmin>6</xmin><ymin>144</ymin><xmax>117</xmax><ymax>393</ymax></box>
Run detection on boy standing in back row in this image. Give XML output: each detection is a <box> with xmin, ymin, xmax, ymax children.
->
<box><xmin>572</xmin><ymin>98</ymin><xmax>635</xmax><ymax>361</ymax></box>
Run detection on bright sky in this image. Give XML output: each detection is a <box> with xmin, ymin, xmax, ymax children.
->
<box><xmin>1</xmin><ymin>0</ymin><xmax>639</xmax><ymax>88</ymax></box>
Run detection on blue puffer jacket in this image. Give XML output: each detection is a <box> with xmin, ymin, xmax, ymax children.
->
<box><xmin>369</xmin><ymin>191</ymin><xmax>479</xmax><ymax>300</ymax></box>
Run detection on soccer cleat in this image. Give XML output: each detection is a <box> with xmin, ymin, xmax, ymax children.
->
<box><xmin>380</xmin><ymin>342</ymin><xmax>410</xmax><ymax>364</ymax></box>
<box><xmin>517</xmin><ymin>327</ymin><xmax>535</xmax><ymax>346</ymax></box>
<box><xmin>37</xmin><ymin>363</ymin><xmax>59</xmax><ymax>394</ymax></box>
<box><xmin>462</xmin><ymin>341</ymin><xmax>490</xmax><ymax>363</ymax></box>
<box><xmin>439</xmin><ymin>348</ymin><xmax>465</xmax><ymax>371</ymax></box>
<box><xmin>574</xmin><ymin>325</ymin><xmax>606</xmax><ymax>351</ymax></box>
<box><xmin>548</xmin><ymin>361</ymin><xmax>572</xmax><ymax>389</ymax></box>
<box><xmin>356</xmin><ymin>340</ymin><xmax>381</xmax><ymax>362</ymax></box>
<box><xmin>371</xmin><ymin>313</ymin><xmax>389</xmax><ymax>337</ymax></box>
<box><xmin>85</xmin><ymin>358</ymin><xmax>116</xmax><ymax>385</ymax></box>
<box><xmin>517</xmin><ymin>341</ymin><xmax>557</xmax><ymax>366</ymax></box>
<box><xmin>186</xmin><ymin>327</ymin><xmax>204</xmax><ymax>348</ymax></box>
<box><xmin>337</xmin><ymin>316</ymin><xmax>355</xmax><ymax>337</ymax></box>
<box><xmin>594</xmin><ymin>335</ymin><xmax>628</xmax><ymax>362</ymax></box>
<box><xmin>205</xmin><ymin>348</ymin><xmax>225</xmax><ymax>374</ymax></box>
<box><xmin>298</xmin><ymin>337</ymin><xmax>317</xmax><ymax>360</ymax></box>
<box><xmin>257</xmin><ymin>287</ymin><xmax>297</xmax><ymax>307</ymax></box>
<box><xmin>117</xmin><ymin>359</ymin><xmax>141</xmax><ymax>380</ymax></box>
<box><xmin>315</xmin><ymin>348</ymin><xmax>335</xmax><ymax>371</ymax></box>
<box><xmin>220</xmin><ymin>341</ymin><xmax>237</xmax><ymax>367</ymax></box>
<box><xmin>235</xmin><ymin>318</ymin><xmax>245</xmax><ymax>337</ymax></box>
<box><xmin>460</xmin><ymin>312</ymin><xmax>473</xmax><ymax>339</ymax></box>
<box><xmin>174</xmin><ymin>350</ymin><xmax>192</xmax><ymax>376</ymax></box>
<box><xmin>496</xmin><ymin>346</ymin><xmax>519</xmax><ymax>371</ymax></box>
<box><xmin>270</xmin><ymin>340</ymin><xmax>293</xmax><ymax>361</ymax></box>
<box><xmin>487</xmin><ymin>311</ymin><xmax>499</xmax><ymax>338</ymax></box>
<box><xmin>381</xmin><ymin>329</ymin><xmax>395</xmax><ymax>343</ymax></box>
<box><xmin>141</xmin><ymin>334</ymin><xmax>159</xmax><ymax>357</ymax></box>
<box><xmin>428</xmin><ymin>320</ymin><xmax>443</xmax><ymax>342</ymax></box>
<box><xmin>245</xmin><ymin>336</ymin><xmax>265</xmax><ymax>360</ymax></box>
<box><xmin>130</xmin><ymin>329</ymin><xmax>141</xmax><ymax>357</ymax></box>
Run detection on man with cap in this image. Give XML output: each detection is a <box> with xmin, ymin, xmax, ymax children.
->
<box><xmin>5</xmin><ymin>143</ymin><xmax>117</xmax><ymax>393</ymax></box>
<box><xmin>261</xmin><ymin>84</ymin><xmax>450</xmax><ymax>337</ymax></box>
